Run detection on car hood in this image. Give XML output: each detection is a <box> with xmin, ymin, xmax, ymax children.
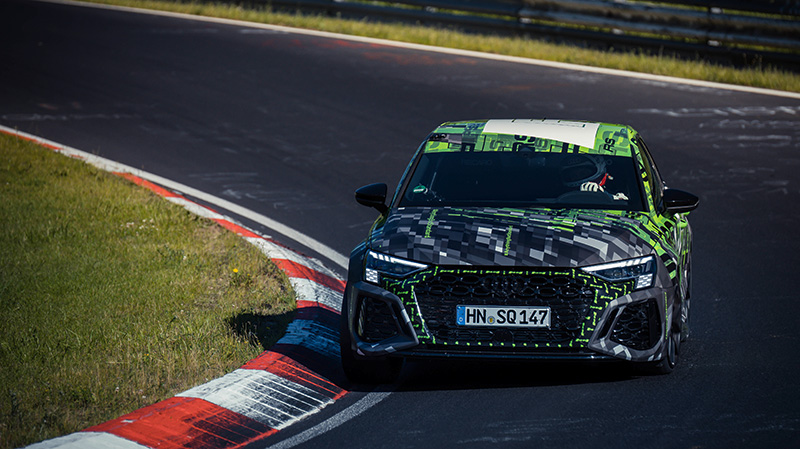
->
<box><xmin>368</xmin><ymin>207</ymin><xmax>655</xmax><ymax>268</ymax></box>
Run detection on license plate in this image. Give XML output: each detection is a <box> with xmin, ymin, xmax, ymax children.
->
<box><xmin>456</xmin><ymin>305</ymin><xmax>550</xmax><ymax>328</ymax></box>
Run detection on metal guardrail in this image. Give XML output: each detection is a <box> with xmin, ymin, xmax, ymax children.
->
<box><xmin>261</xmin><ymin>0</ymin><xmax>800</xmax><ymax>68</ymax></box>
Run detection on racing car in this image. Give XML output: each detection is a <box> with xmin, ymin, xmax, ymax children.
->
<box><xmin>341</xmin><ymin>119</ymin><xmax>698</xmax><ymax>383</ymax></box>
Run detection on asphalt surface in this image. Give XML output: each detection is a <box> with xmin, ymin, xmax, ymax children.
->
<box><xmin>2</xmin><ymin>1</ymin><xmax>799</xmax><ymax>447</ymax></box>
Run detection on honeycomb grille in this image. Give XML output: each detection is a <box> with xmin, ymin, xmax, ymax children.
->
<box><xmin>357</xmin><ymin>297</ymin><xmax>398</xmax><ymax>343</ymax></box>
<box><xmin>610</xmin><ymin>298</ymin><xmax>660</xmax><ymax>350</ymax></box>
<box><xmin>412</xmin><ymin>269</ymin><xmax>596</xmax><ymax>347</ymax></box>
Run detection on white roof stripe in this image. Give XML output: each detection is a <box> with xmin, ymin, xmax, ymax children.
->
<box><xmin>483</xmin><ymin>119</ymin><xmax>600</xmax><ymax>149</ymax></box>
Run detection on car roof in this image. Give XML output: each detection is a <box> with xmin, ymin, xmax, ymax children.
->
<box><xmin>425</xmin><ymin>119</ymin><xmax>637</xmax><ymax>157</ymax></box>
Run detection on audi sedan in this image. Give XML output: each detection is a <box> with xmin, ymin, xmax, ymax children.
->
<box><xmin>341</xmin><ymin>119</ymin><xmax>698</xmax><ymax>383</ymax></box>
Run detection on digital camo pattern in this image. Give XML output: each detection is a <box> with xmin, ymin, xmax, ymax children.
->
<box><xmin>401</xmin><ymin>119</ymin><xmax>690</xmax><ymax>284</ymax></box>
<box><xmin>381</xmin><ymin>266</ymin><xmax>632</xmax><ymax>349</ymax></box>
<box><xmin>424</xmin><ymin>120</ymin><xmax>634</xmax><ymax>157</ymax></box>
<box><xmin>350</xmin><ymin>119</ymin><xmax>694</xmax><ymax>360</ymax></box>
<box><xmin>371</xmin><ymin>207</ymin><xmax>654</xmax><ymax>269</ymax></box>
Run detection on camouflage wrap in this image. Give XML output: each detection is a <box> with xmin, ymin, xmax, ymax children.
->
<box><xmin>372</xmin><ymin>207</ymin><xmax>653</xmax><ymax>267</ymax></box>
<box><xmin>381</xmin><ymin>266</ymin><xmax>632</xmax><ymax>350</ymax></box>
<box><xmin>344</xmin><ymin>119</ymin><xmax>695</xmax><ymax>365</ymax></box>
<box><xmin>424</xmin><ymin>120</ymin><xmax>634</xmax><ymax>157</ymax></box>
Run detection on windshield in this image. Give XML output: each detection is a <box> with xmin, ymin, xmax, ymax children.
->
<box><xmin>398</xmin><ymin>151</ymin><xmax>645</xmax><ymax>211</ymax></box>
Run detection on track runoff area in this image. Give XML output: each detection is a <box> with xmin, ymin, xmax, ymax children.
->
<box><xmin>4</xmin><ymin>125</ymin><xmax>351</xmax><ymax>449</ymax></box>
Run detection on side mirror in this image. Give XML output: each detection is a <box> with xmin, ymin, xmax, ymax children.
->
<box><xmin>662</xmin><ymin>189</ymin><xmax>699</xmax><ymax>214</ymax></box>
<box><xmin>355</xmin><ymin>183</ymin><xmax>388</xmax><ymax>213</ymax></box>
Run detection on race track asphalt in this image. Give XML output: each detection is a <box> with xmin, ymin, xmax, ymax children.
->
<box><xmin>2</xmin><ymin>1</ymin><xmax>799</xmax><ymax>447</ymax></box>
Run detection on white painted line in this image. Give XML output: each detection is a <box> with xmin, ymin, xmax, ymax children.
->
<box><xmin>165</xmin><ymin>197</ymin><xmax>224</xmax><ymax>220</ymax></box>
<box><xmin>39</xmin><ymin>0</ymin><xmax>800</xmax><ymax>100</ymax></box>
<box><xmin>244</xmin><ymin>237</ymin><xmax>343</xmax><ymax>282</ymax></box>
<box><xmin>0</xmin><ymin>124</ymin><xmax>348</xmax><ymax>270</ymax></box>
<box><xmin>264</xmin><ymin>391</ymin><xmax>393</xmax><ymax>449</ymax></box>
<box><xmin>24</xmin><ymin>432</ymin><xmax>148</xmax><ymax>449</ymax></box>
<box><xmin>178</xmin><ymin>369</ymin><xmax>335</xmax><ymax>430</ymax></box>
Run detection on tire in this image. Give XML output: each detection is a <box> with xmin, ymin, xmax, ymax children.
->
<box><xmin>652</xmin><ymin>326</ymin><xmax>680</xmax><ymax>374</ymax></box>
<box><xmin>679</xmin><ymin>297</ymin><xmax>691</xmax><ymax>343</ymax></box>
<box><xmin>644</xmin><ymin>312</ymin><xmax>681</xmax><ymax>375</ymax></box>
<box><xmin>635</xmin><ymin>302</ymin><xmax>681</xmax><ymax>375</ymax></box>
<box><xmin>680</xmin><ymin>263</ymin><xmax>692</xmax><ymax>342</ymax></box>
<box><xmin>339</xmin><ymin>313</ymin><xmax>403</xmax><ymax>384</ymax></box>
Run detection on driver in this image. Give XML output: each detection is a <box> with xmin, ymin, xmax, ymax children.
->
<box><xmin>580</xmin><ymin>172</ymin><xmax>611</xmax><ymax>193</ymax></box>
<box><xmin>560</xmin><ymin>154</ymin><xmax>607</xmax><ymax>189</ymax></box>
<box><xmin>560</xmin><ymin>154</ymin><xmax>629</xmax><ymax>201</ymax></box>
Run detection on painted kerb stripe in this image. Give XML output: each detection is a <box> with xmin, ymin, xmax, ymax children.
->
<box><xmin>1</xmin><ymin>127</ymin><xmax>349</xmax><ymax>449</ymax></box>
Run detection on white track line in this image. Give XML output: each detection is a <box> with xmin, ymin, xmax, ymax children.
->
<box><xmin>0</xmin><ymin>124</ymin><xmax>348</xmax><ymax>270</ymax></box>
<box><xmin>245</xmin><ymin>237</ymin><xmax>343</xmax><ymax>281</ymax></box>
<box><xmin>264</xmin><ymin>391</ymin><xmax>394</xmax><ymax>449</ymax></box>
<box><xmin>39</xmin><ymin>0</ymin><xmax>800</xmax><ymax>100</ymax></box>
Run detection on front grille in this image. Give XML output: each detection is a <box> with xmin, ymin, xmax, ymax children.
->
<box><xmin>410</xmin><ymin>268</ymin><xmax>597</xmax><ymax>348</ymax></box>
<box><xmin>610</xmin><ymin>298</ymin><xmax>660</xmax><ymax>350</ymax></box>
<box><xmin>357</xmin><ymin>297</ymin><xmax>398</xmax><ymax>343</ymax></box>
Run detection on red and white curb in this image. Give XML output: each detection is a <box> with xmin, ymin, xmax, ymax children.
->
<box><xmin>1</xmin><ymin>126</ymin><xmax>349</xmax><ymax>449</ymax></box>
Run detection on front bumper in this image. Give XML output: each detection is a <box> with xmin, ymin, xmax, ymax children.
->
<box><xmin>343</xmin><ymin>266</ymin><xmax>675</xmax><ymax>363</ymax></box>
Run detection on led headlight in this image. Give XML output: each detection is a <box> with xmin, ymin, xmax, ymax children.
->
<box><xmin>365</xmin><ymin>250</ymin><xmax>428</xmax><ymax>284</ymax></box>
<box><xmin>581</xmin><ymin>255</ymin><xmax>657</xmax><ymax>290</ymax></box>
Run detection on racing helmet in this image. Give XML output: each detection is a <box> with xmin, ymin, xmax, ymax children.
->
<box><xmin>559</xmin><ymin>154</ymin><xmax>608</xmax><ymax>187</ymax></box>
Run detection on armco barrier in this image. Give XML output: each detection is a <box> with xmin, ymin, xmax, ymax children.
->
<box><xmin>1</xmin><ymin>127</ymin><xmax>349</xmax><ymax>449</ymax></box>
<box><xmin>261</xmin><ymin>0</ymin><xmax>800</xmax><ymax>68</ymax></box>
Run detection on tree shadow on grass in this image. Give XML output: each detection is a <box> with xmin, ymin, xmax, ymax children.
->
<box><xmin>226</xmin><ymin>310</ymin><xmax>296</xmax><ymax>351</ymax></box>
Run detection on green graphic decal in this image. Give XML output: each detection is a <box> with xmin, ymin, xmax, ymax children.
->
<box><xmin>346</xmin><ymin>119</ymin><xmax>696</xmax><ymax>368</ymax></box>
<box><xmin>593</xmin><ymin>124</ymin><xmax>633</xmax><ymax>157</ymax></box>
<box><xmin>504</xmin><ymin>225</ymin><xmax>513</xmax><ymax>256</ymax></box>
<box><xmin>424</xmin><ymin>208</ymin><xmax>438</xmax><ymax>239</ymax></box>
<box><xmin>424</xmin><ymin>120</ymin><xmax>636</xmax><ymax>157</ymax></box>
<box><xmin>382</xmin><ymin>267</ymin><xmax>632</xmax><ymax>349</ymax></box>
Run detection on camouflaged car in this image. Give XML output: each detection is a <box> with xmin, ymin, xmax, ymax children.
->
<box><xmin>341</xmin><ymin>119</ymin><xmax>698</xmax><ymax>383</ymax></box>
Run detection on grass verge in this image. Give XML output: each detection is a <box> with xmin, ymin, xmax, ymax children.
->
<box><xmin>0</xmin><ymin>134</ymin><xmax>296</xmax><ymax>449</ymax></box>
<box><xmin>81</xmin><ymin>0</ymin><xmax>800</xmax><ymax>93</ymax></box>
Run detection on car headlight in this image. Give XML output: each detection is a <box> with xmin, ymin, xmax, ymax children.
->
<box><xmin>581</xmin><ymin>255</ymin><xmax>656</xmax><ymax>290</ymax></box>
<box><xmin>365</xmin><ymin>250</ymin><xmax>428</xmax><ymax>284</ymax></box>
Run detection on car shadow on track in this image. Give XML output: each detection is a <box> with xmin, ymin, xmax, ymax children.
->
<box><xmin>226</xmin><ymin>310</ymin><xmax>296</xmax><ymax>354</ymax></box>
<box><xmin>386</xmin><ymin>359</ymin><xmax>639</xmax><ymax>392</ymax></box>
<box><xmin>228</xmin><ymin>312</ymin><xmax>642</xmax><ymax>392</ymax></box>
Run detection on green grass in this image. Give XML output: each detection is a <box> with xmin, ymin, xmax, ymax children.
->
<box><xmin>0</xmin><ymin>134</ymin><xmax>296</xmax><ymax>448</ymax></box>
<box><xmin>82</xmin><ymin>0</ymin><xmax>800</xmax><ymax>93</ymax></box>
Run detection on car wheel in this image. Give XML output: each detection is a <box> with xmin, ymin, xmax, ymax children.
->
<box><xmin>680</xmin><ymin>264</ymin><xmax>692</xmax><ymax>342</ymax></box>
<box><xmin>649</xmin><ymin>315</ymin><xmax>681</xmax><ymax>375</ymax></box>
<box><xmin>634</xmin><ymin>302</ymin><xmax>681</xmax><ymax>375</ymax></box>
<box><xmin>679</xmin><ymin>297</ymin><xmax>691</xmax><ymax>343</ymax></box>
<box><xmin>339</xmin><ymin>314</ymin><xmax>403</xmax><ymax>384</ymax></box>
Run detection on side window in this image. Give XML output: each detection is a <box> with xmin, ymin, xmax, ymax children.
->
<box><xmin>636</xmin><ymin>136</ymin><xmax>665</xmax><ymax>210</ymax></box>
